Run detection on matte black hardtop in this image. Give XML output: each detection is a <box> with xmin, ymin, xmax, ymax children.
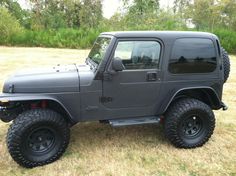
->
<box><xmin>102</xmin><ymin>31</ymin><xmax>218</xmax><ymax>39</ymax></box>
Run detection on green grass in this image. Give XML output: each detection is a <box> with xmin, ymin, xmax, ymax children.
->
<box><xmin>0</xmin><ymin>47</ymin><xmax>235</xmax><ymax>176</ymax></box>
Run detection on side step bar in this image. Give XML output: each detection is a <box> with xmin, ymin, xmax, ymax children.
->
<box><xmin>109</xmin><ymin>116</ymin><xmax>160</xmax><ymax>127</ymax></box>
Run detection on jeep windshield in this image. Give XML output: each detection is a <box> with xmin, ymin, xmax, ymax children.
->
<box><xmin>88</xmin><ymin>37</ymin><xmax>111</xmax><ymax>66</ymax></box>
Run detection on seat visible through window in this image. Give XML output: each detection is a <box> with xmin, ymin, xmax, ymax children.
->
<box><xmin>114</xmin><ymin>41</ymin><xmax>161</xmax><ymax>70</ymax></box>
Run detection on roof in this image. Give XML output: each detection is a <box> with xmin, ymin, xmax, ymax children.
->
<box><xmin>101</xmin><ymin>31</ymin><xmax>217</xmax><ymax>39</ymax></box>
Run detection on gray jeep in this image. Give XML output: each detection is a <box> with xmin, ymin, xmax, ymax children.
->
<box><xmin>0</xmin><ymin>31</ymin><xmax>230</xmax><ymax>168</ymax></box>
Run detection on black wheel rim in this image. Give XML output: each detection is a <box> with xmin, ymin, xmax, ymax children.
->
<box><xmin>27</xmin><ymin>127</ymin><xmax>56</xmax><ymax>153</ymax></box>
<box><xmin>180</xmin><ymin>115</ymin><xmax>203</xmax><ymax>138</ymax></box>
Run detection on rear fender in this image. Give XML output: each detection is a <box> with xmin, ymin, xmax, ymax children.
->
<box><xmin>164</xmin><ymin>87</ymin><xmax>222</xmax><ymax>113</ymax></box>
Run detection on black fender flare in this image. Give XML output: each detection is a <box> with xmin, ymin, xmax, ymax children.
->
<box><xmin>163</xmin><ymin>86</ymin><xmax>222</xmax><ymax>113</ymax></box>
<box><xmin>0</xmin><ymin>93</ymin><xmax>78</xmax><ymax>124</ymax></box>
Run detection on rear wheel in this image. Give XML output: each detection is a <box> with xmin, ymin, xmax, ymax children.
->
<box><xmin>7</xmin><ymin>109</ymin><xmax>70</xmax><ymax>168</ymax></box>
<box><xmin>164</xmin><ymin>98</ymin><xmax>215</xmax><ymax>148</ymax></box>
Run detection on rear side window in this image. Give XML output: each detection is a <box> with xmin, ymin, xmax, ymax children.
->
<box><xmin>169</xmin><ymin>38</ymin><xmax>217</xmax><ymax>74</ymax></box>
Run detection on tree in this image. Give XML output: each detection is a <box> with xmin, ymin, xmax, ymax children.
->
<box><xmin>29</xmin><ymin>0</ymin><xmax>82</xmax><ymax>29</ymax></box>
<box><xmin>120</xmin><ymin>0</ymin><xmax>160</xmax><ymax>29</ymax></box>
<box><xmin>193</xmin><ymin>0</ymin><xmax>223</xmax><ymax>30</ymax></box>
<box><xmin>220</xmin><ymin>0</ymin><xmax>236</xmax><ymax>30</ymax></box>
<box><xmin>0</xmin><ymin>7</ymin><xmax>22</xmax><ymax>43</ymax></box>
<box><xmin>173</xmin><ymin>0</ymin><xmax>236</xmax><ymax>31</ymax></box>
<box><xmin>123</xmin><ymin>0</ymin><xmax>160</xmax><ymax>16</ymax></box>
<box><xmin>0</xmin><ymin>0</ymin><xmax>30</xmax><ymax>28</ymax></box>
<box><xmin>63</xmin><ymin>0</ymin><xmax>81</xmax><ymax>28</ymax></box>
<box><xmin>79</xmin><ymin>0</ymin><xmax>103</xmax><ymax>28</ymax></box>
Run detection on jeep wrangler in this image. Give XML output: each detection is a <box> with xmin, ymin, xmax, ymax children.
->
<box><xmin>0</xmin><ymin>31</ymin><xmax>230</xmax><ymax>168</ymax></box>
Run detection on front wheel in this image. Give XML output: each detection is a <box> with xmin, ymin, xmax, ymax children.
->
<box><xmin>7</xmin><ymin>109</ymin><xmax>70</xmax><ymax>168</ymax></box>
<box><xmin>164</xmin><ymin>98</ymin><xmax>215</xmax><ymax>148</ymax></box>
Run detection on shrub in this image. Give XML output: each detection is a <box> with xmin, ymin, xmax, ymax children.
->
<box><xmin>3</xmin><ymin>22</ymin><xmax>236</xmax><ymax>53</ymax></box>
<box><xmin>213</xmin><ymin>29</ymin><xmax>236</xmax><ymax>53</ymax></box>
<box><xmin>8</xmin><ymin>28</ymin><xmax>103</xmax><ymax>49</ymax></box>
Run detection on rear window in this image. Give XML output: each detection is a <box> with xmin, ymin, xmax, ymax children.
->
<box><xmin>169</xmin><ymin>38</ymin><xmax>217</xmax><ymax>74</ymax></box>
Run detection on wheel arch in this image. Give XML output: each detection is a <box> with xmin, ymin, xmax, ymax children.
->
<box><xmin>164</xmin><ymin>87</ymin><xmax>222</xmax><ymax>113</ymax></box>
<box><xmin>0</xmin><ymin>94</ymin><xmax>76</xmax><ymax>125</ymax></box>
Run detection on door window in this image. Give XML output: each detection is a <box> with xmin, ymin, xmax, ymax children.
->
<box><xmin>114</xmin><ymin>41</ymin><xmax>161</xmax><ymax>69</ymax></box>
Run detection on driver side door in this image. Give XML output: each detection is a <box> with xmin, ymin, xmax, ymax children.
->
<box><xmin>102</xmin><ymin>38</ymin><xmax>163</xmax><ymax>117</ymax></box>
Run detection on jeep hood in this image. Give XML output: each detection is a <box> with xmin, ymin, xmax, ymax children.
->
<box><xmin>3</xmin><ymin>64</ymin><xmax>81</xmax><ymax>93</ymax></box>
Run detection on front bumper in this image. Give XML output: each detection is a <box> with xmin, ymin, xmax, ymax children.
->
<box><xmin>0</xmin><ymin>104</ymin><xmax>23</xmax><ymax>122</ymax></box>
<box><xmin>0</xmin><ymin>106</ymin><xmax>13</xmax><ymax>122</ymax></box>
<box><xmin>0</xmin><ymin>96</ymin><xmax>22</xmax><ymax>122</ymax></box>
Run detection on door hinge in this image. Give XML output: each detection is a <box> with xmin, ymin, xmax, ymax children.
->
<box><xmin>103</xmin><ymin>72</ymin><xmax>113</xmax><ymax>81</ymax></box>
<box><xmin>100</xmin><ymin>96</ymin><xmax>113</xmax><ymax>103</ymax></box>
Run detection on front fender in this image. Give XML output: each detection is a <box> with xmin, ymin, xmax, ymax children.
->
<box><xmin>0</xmin><ymin>92</ymin><xmax>81</xmax><ymax>124</ymax></box>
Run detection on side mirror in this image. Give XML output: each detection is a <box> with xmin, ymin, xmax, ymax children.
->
<box><xmin>112</xmin><ymin>57</ymin><xmax>125</xmax><ymax>71</ymax></box>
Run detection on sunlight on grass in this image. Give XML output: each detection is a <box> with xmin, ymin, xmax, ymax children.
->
<box><xmin>0</xmin><ymin>47</ymin><xmax>235</xmax><ymax>176</ymax></box>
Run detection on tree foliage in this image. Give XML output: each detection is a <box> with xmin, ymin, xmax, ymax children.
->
<box><xmin>0</xmin><ymin>0</ymin><xmax>235</xmax><ymax>31</ymax></box>
<box><xmin>0</xmin><ymin>0</ymin><xmax>30</xmax><ymax>28</ymax></box>
<box><xmin>111</xmin><ymin>0</ymin><xmax>186</xmax><ymax>30</ymax></box>
<box><xmin>173</xmin><ymin>0</ymin><xmax>236</xmax><ymax>31</ymax></box>
<box><xmin>0</xmin><ymin>7</ymin><xmax>22</xmax><ymax>43</ymax></box>
<box><xmin>79</xmin><ymin>0</ymin><xmax>103</xmax><ymax>28</ymax></box>
<box><xmin>29</xmin><ymin>0</ymin><xmax>82</xmax><ymax>29</ymax></box>
<box><xmin>25</xmin><ymin>0</ymin><xmax>102</xmax><ymax>29</ymax></box>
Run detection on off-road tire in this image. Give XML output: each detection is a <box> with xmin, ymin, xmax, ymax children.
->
<box><xmin>221</xmin><ymin>47</ymin><xmax>230</xmax><ymax>83</ymax></box>
<box><xmin>164</xmin><ymin>98</ymin><xmax>215</xmax><ymax>148</ymax></box>
<box><xmin>7</xmin><ymin>109</ymin><xmax>70</xmax><ymax>168</ymax></box>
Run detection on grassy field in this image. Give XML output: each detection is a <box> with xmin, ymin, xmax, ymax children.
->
<box><xmin>0</xmin><ymin>47</ymin><xmax>235</xmax><ymax>176</ymax></box>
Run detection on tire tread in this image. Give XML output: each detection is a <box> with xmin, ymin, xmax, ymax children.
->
<box><xmin>164</xmin><ymin>98</ymin><xmax>215</xmax><ymax>148</ymax></box>
<box><xmin>7</xmin><ymin>109</ymin><xmax>70</xmax><ymax>168</ymax></box>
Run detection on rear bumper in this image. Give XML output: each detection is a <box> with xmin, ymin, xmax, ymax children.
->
<box><xmin>221</xmin><ymin>101</ymin><xmax>228</xmax><ymax>111</ymax></box>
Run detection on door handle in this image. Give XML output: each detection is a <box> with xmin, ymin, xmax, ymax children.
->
<box><xmin>146</xmin><ymin>72</ymin><xmax>157</xmax><ymax>81</ymax></box>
